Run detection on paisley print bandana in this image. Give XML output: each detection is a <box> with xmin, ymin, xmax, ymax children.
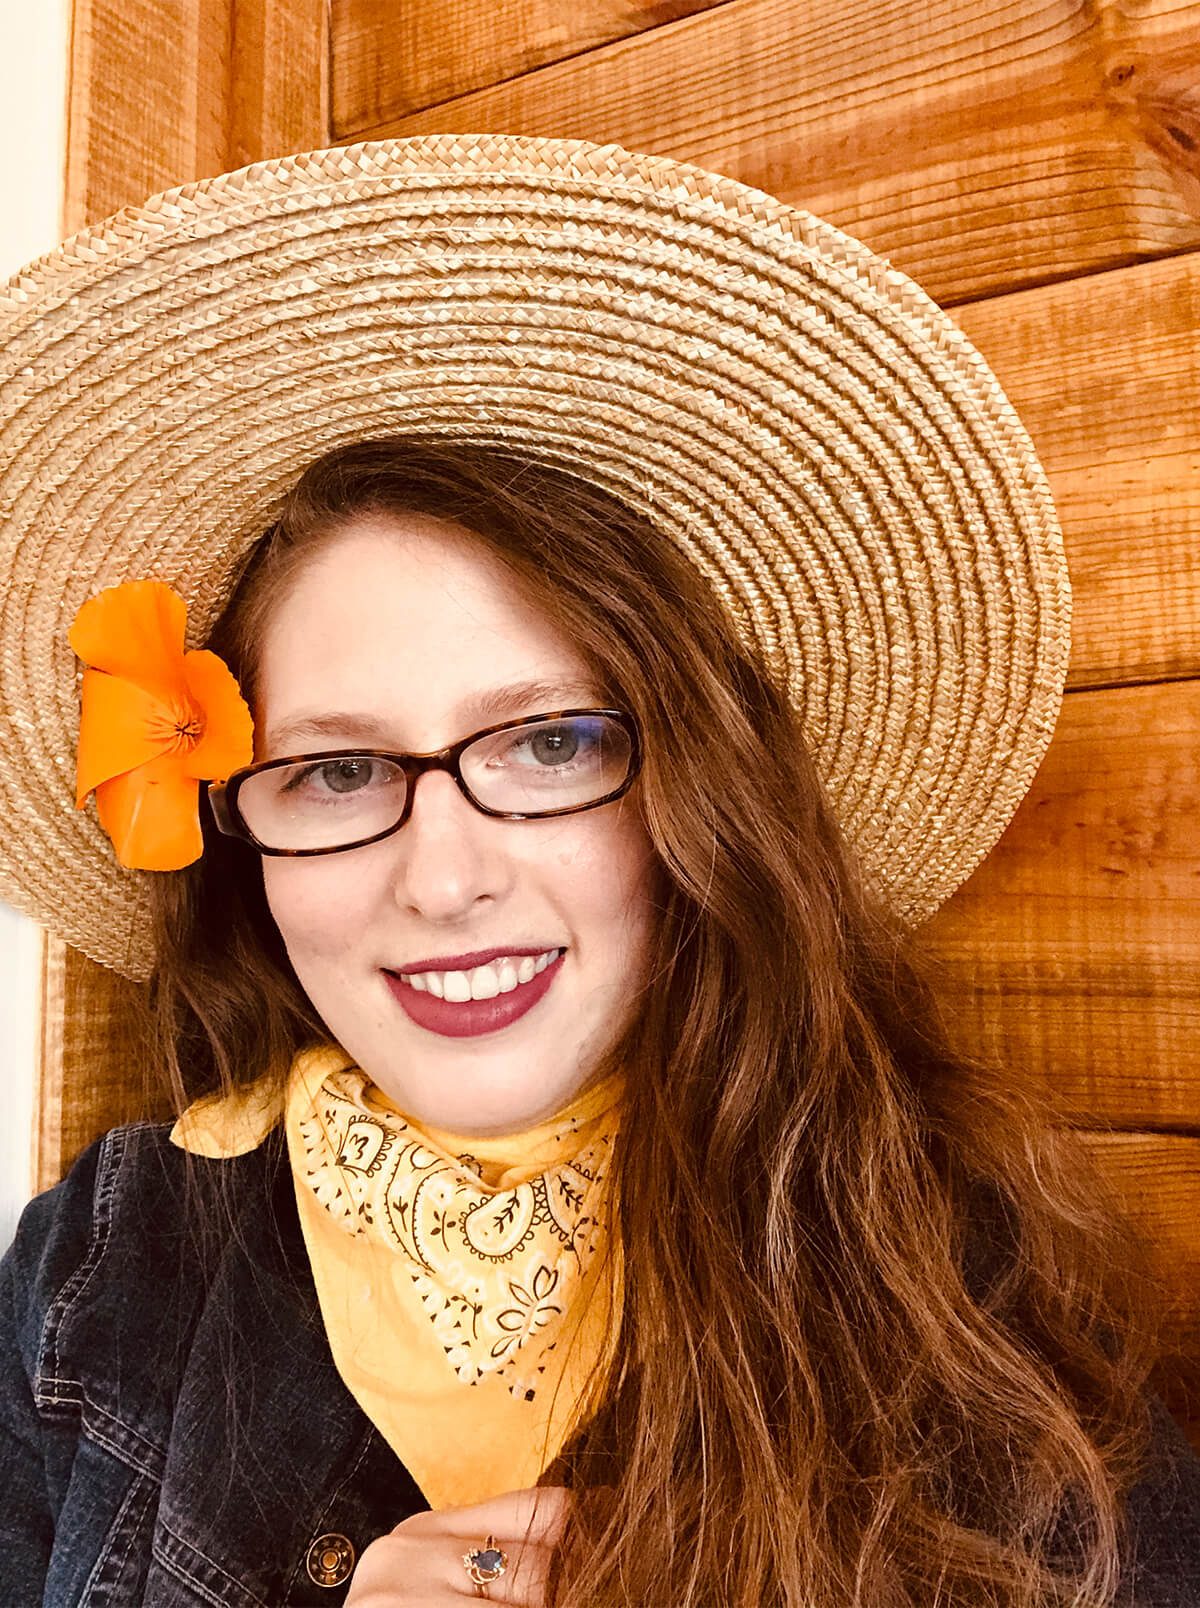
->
<box><xmin>291</xmin><ymin>1043</ymin><xmax>621</xmax><ymax>1388</ymax></box>
<box><xmin>283</xmin><ymin>1042</ymin><xmax>625</xmax><ymax>1506</ymax></box>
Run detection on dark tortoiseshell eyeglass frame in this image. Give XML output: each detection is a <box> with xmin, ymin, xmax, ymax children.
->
<box><xmin>206</xmin><ymin>707</ymin><xmax>642</xmax><ymax>856</ymax></box>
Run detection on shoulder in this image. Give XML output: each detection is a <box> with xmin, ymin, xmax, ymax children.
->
<box><xmin>956</xmin><ymin>1181</ymin><xmax>1200</xmax><ymax>1595</ymax></box>
<box><xmin>3</xmin><ymin>1120</ymin><xmax>289</xmax><ymax>1401</ymax></box>
<box><xmin>1122</xmin><ymin>1393</ymin><xmax>1200</xmax><ymax>1600</ymax></box>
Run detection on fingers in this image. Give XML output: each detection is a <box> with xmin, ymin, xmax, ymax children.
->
<box><xmin>437</xmin><ymin>1483</ymin><xmax>572</xmax><ymax>1548</ymax></box>
<box><xmin>344</xmin><ymin>1487</ymin><xmax>573</xmax><ymax>1605</ymax></box>
<box><xmin>445</xmin><ymin>1487</ymin><xmax>569</xmax><ymax>1602</ymax></box>
<box><xmin>344</xmin><ymin>1525</ymin><xmax>556</xmax><ymax>1605</ymax></box>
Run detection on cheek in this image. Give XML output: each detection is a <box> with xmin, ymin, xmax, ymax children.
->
<box><xmin>260</xmin><ymin>858</ymin><xmax>368</xmax><ymax>961</ymax></box>
<box><xmin>550</xmin><ymin>806</ymin><xmax>660</xmax><ymax>948</ymax></box>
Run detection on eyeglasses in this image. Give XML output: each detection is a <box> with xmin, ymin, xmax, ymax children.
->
<box><xmin>207</xmin><ymin>708</ymin><xmax>641</xmax><ymax>856</ymax></box>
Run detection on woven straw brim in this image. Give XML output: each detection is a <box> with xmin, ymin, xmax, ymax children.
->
<box><xmin>0</xmin><ymin>133</ymin><xmax>1069</xmax><ymax>980</ymax></box>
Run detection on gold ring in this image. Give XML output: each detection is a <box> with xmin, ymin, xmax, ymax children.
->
<box><xmin>463</xmin><ymin>1533</ymin><xmax>508</xmax><ymax>1596</ymax></box>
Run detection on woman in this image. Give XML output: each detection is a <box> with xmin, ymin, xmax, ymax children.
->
<box><xmin>0</xmin><ymin>135</ymin><xmax>1197</xmax><ymax>1607</ymax></box>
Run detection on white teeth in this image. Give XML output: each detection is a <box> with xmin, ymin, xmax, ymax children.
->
<box><xmin>399</xmin><ymin>949</ymin><xmax>561</xmax><ymax>998</ymax></box>
<box><xmin>496</xmin><ymin>959</ymin><xmax>519</xmax><ymax>993</ymax></box>
<box><xmin>469</xmin><ymin>963</ymin><xmax>501</xmax><ymax>1000</ymax></box>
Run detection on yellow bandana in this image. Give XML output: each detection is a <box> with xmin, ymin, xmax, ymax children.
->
<box><xmin>172</xmin><ymin>1044</ymin><xmax>625</xmax><ymax>1509</ymax></box>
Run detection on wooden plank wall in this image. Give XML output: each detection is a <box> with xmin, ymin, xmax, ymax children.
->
<box><xmin>47</xmin><ymin>0</ymin><xmax>1200</xmax><ymax>1444</ymax></box>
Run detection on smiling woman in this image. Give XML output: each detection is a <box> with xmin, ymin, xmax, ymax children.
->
<box><xmin>226</xmin><ymin>511</ymin><xmax>659</xmax><ymax>1133</ymax></box>
<box><xmin>0</xmin><ymin>135</ymin><xmax>1198</xmax><ymax>1608</ymax></box>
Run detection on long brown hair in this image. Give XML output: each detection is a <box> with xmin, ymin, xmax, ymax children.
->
<box><xmin>149</xmin><ymin>435</ymin><xmax>1160</xmax><ymax>1606</ymax></box>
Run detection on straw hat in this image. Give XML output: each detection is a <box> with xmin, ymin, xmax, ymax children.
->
<box><xmin>0</xmin><ymin>132</ymin><xmax>1069</xmax><ymax>981</ymax></box>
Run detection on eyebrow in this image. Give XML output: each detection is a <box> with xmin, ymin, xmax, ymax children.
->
<box><xmin>263</xmin><ymin>677</ymin><xmax>603</xmax><ymax>753</ymax></box>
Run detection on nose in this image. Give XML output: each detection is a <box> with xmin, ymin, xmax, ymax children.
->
<box><xmin>387</xmin><ymin>767</ymin><xmax>509</xmax><ymax>922</ymax></box>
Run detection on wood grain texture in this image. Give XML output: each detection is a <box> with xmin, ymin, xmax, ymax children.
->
<box><xmin>347</xmin><ymin>0</ymin><xmax>1200</xmax><ymax>306</ymax></box>
<box><xmin>65</xmin><ymin>0</ymin><xmax>328</xmax><ymax>230</ymax></box>
<box><xmin>954</xmin><ymin>251</ymin><xmax>1200</xmax><ymax>692</ymax></box>
<box><xmin>227</xmin><ymin>0</ymin><xmax>331</xmax><ymax>172</ymax></box>
<box><xmin>923</xmin><ymin>679</ymin><xmax>1200</xmax><ymax>1130</ymax></box>
<box><xmin>333</xmin><ymin>1</ymin><xmax>1200</xmax><ymax>689</ymax></box>
<box><xmin>66</xmin><ymin>0</ymin><xmax>230</xmax><ymax>228</ymax></box>
<box><xmin>34</xmin><ymin>937</ymin><xmax>163</xmax><ymax>1191</ymax></box>
<box><xmin>331</xmin><ymin>0</ymin><xmax>728</xmax><ymax>133</ymax></box>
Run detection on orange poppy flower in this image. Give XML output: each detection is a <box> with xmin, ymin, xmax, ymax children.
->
<box><xmin>70</xmin><ymin>580</ymin><xmax>254</xmax><ymax>870</ymax></box>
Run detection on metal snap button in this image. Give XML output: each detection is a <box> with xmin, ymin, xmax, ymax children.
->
<box><xmin>305</xmin><ymin>1532</ymin><xmax>356</xmax><ymax>1587</ymax></box>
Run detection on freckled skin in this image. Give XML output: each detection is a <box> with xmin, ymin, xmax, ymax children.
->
<box><xmin>256</xmin><ymin>513</ymin><xmax>660</xmax><ymax>1136</ymax></box>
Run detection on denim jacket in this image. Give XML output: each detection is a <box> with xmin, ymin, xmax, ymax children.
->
<box><xmin>2</xmin><ymin>1118</ymin><xmax>1199</xmax><ymax>1607</ymax></box>
<box><xmin>1</xmin><ymin>1121</ymin><xmax>426</xmax><ymax>1606</ymax></box>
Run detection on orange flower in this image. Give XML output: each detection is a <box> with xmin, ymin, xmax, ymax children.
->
<box><xmin>70</xmin><ymin>580</ymin><xmax>254</xmax><ymax>870</ymax></box>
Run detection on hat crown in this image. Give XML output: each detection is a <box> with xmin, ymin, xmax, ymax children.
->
<box><xmin>0</xmin><ymin>133</ymin><xmax>1068</xmax><ymax>977</ymax></box>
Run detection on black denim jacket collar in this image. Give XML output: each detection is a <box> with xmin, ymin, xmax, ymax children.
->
<box><xmin>29</xmin><ymin>1121</ymin><xmax>429</xmax><ymax>1606</ymax></box>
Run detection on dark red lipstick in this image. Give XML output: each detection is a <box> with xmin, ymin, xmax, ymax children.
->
<box><xmin>383</xmin><ymin>948</ymin><xmax>566</xmax><ymax>1039</ymax></box>
<box><xmin>396</xmin><ymin>945</ymin><xmax>554</xmax><ymax>973</ymax></box>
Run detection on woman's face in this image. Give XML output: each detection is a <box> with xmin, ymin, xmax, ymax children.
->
<box><xmin>255</xmin><ymin>512</ymin><xmax>660</xmax><ymax>1134</ymax></box>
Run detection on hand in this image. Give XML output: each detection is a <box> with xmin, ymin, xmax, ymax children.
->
<box><xmin>344</xmin><ymin>1484</ymin><xmax>571</xmax><ymax>1605</ymax></box>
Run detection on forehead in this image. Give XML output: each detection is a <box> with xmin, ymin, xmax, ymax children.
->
<box><xmin>255</xmin><ymin>512</ymin><xmax>596</xmax><ymax>749</ymax></box>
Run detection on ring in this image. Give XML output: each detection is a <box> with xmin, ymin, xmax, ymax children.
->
<box><xmin>462</xmin><ymin>1533</ymin><xmax>508</xmax><ymax>1597</ymax></box>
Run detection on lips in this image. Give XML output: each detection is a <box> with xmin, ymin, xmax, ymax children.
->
<box><xmin>384</xmin><ymin>949</ymin><xmax>566</xmax><ymax>1038</ymax></box>
<box><xmin>397</xmin><ymin>945</ymin><xmax>553</xmax><ymax>974</ymax></box>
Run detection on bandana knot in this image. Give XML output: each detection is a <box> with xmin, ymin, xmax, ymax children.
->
<box><xmin>291</xmin><ymin>1050</ymin><xmax>622</xmax><ymax>1393</ymax></box>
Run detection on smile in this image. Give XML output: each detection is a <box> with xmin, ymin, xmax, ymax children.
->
<box><xmin>400</xmin><ymin>948</ymin><xmax>560</xmax><ymax>1000</ymax></box>
<box><xmin>384</xmin><ymin>948</ymin><xmax>566</xmax><ymax>1038</ymax></box>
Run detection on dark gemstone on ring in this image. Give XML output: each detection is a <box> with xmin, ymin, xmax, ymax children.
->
<box><xmin>471</xmin><ymin>1547</ymin><xmax>504</xmax><ymax>1572</ymax></box>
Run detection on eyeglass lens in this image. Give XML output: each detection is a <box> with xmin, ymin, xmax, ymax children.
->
<box><xmin>235</xmin><ymin>713</ymin><xmax>634</xmax><ymax>852</ymax></box>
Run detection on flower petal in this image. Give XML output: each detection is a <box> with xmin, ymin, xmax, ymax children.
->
<box><xmin>75</xmin><ymin>669</ymin><xmax>183</xmax><ymax>806</ymax></box>
<box><xmin>69</xmin><ymin>580</ymin><xmax>189</xmax><ymax>705</ymax></box>
<box><xmin>94</xmin><ymin>755</ymin><xmax>203</xmax><ymax>870</ymax></box>
<box><xmin>181</xmin><ymin>650</ymin><xmax>255</xmax><ymax>780</ymax></box>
